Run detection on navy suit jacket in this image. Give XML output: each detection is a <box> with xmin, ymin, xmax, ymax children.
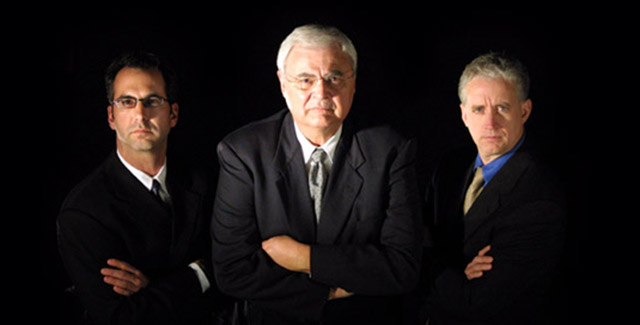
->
<box><xmin>57</xmin><ymin>151</ymin><xmax>230</xmax><ymax>325</ymax></box>
<box><xmin>422</xmin><ymin>137</ymin><xmax>567</xmax><ymax>325</ymax></box>
<box><xmin>211</xmin><ymin>109</ymin><xmax>423</xmax><ymax>324</ymax></box>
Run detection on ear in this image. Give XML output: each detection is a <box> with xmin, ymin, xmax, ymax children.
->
<box><xmin>520</xmin><ymin>99</ymin><xmax>532</xmax><ymax>124</ymax></box>
<box><xmin>277</xmin><ymin>70</ymin><xmax>287</xmax><ymax>95</ymax></box>
<box><xmin>460</xmin><ymin>103</ymin><xmax>469</xmax><ymax>128</ymax></box>
<box><xmin>107</xmin><ymin>105</ymin><xmax>116</xmax><ymax>130</ymax></box>
<box><xmin>170</xmin><ymin>103</ymin><xmax>179</xmax><ymax>128</ymax></box>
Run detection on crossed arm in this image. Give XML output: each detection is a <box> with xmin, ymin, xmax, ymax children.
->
<box><xmin>100</xmin><ymin>259</ymin><xmax>149</xmax><ymax>296</ymax></box>
<box><xmin>261</xmin><ymin>235</ymin><xmax>353</xmax><ymax>299</ymax></box>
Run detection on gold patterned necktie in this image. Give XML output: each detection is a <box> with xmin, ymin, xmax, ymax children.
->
<box><xmin>309</xmin><ymin>148</ymin><xmax>328</xmax><ymax>223</ymax></box>
<box><xmin>463</xmin><ymin>166</ymin><xmax>484</xmax><ymax>215</ymax></box>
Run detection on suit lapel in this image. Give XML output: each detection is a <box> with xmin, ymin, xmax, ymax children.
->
<box><xmin>273</xmin><ymin>114</ymin><xmax>317</xmax><ymax>243</ymax></box>
<box><xmin>166</xmin><ymin>162</ymin><xmax>203</xmax><ymax>257</ymax></box>
<box><xmin>105</xmin><ymin>151</ymin><xmax>172</xmax><ymax>231</ymax></box>
<box><xmin>317</xmin><ymin>122</ymin><xmax>364</xmax><ymax>244</ymax></box>
<box><xmin>464</xmin><ymin>150</ymin><xmax>532</xmax><ymax>241</ymax></box>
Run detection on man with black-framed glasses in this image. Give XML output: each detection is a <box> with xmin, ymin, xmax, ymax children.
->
<box><xmin>57</xmin><ymin>51</ymin><xmax>233</xmax><ymax>324</ymax></box>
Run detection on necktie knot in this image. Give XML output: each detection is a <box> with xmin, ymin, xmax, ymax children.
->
<box><xmin>151</xmin><ymin>179</ymin><xmax>162</xmax><ymax>197</ymax></box>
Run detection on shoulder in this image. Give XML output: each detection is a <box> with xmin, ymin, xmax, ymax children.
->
<box><xmin>60</xmin><ymin>156</ymin><xmax>114</xmax><ymax>211</ymax></box>
<box><xmin>57</xmin><ymin>154</ymin><xmax>121</xmax><ymax>230</ymax></box>
<box><xmin>350</xmin><ymin>122</ymin><xmax>414</xmax><ymax>155</ymax></box>
<box><xmin>218</xmin><ymin>109</ymin><xmax>288</xmax><ymax>149</ymax></box>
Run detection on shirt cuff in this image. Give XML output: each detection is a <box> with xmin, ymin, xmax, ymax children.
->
<box><xmin>188</xmin><ymin>262</ymin><xmax>211</xmax><ymax>293</ymax></box>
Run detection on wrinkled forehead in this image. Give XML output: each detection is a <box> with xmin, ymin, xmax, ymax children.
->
<box><xmin>284</xmin><ymin>44</ymin><xmax>354</xmax><ymax>75</ymax></box>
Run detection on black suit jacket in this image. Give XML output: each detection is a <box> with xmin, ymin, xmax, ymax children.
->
<box><xmin>57</xmin><ymin>151</ymin><xmax>229</xmax><ymax>325</ymax></box>
<box><xmin>422</xmin><ymin>137</ymin><xmax>567</xmax><ymax>325</ymax></box>
<box><xmin>211</xmin><ymin>109</ymin><xmax>423</xmax><ymax>324</ymax></box>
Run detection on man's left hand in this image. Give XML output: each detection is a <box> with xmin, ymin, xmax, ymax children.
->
<box><xmin>101</xmin><ymin>259</ymin><xmax>149</xmax><ymax>296</ymax></box>
<box><xmin>262</xmin><ymin>235</ymin><xmax>311</xmax><ymax>274</ymax></box>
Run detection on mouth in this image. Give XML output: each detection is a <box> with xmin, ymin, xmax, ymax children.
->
<box><xmin>131</xmin><ymin>128</ymin><xmax>154</xmax><ymax>135</ymax></box>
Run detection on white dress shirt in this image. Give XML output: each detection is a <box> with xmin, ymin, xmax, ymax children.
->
<box><xmin>293</xmin><ymin>122</ymin><xmax>342</xmax><ymax>173</ymax></box>
<box><xmin>116</xmin><ymin>151</ymin><xmax>210</xmax><ymax>293</ymax></box>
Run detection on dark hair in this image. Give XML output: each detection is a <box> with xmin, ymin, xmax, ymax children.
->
<box><xmin>104</xmin><ymin>51</ymin><xmax>179</xmax><ymax>103</ymax></box>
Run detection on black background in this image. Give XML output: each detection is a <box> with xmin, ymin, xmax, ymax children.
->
<box><xmin>38</xmin><ymin>6</ymin><xmax>590</xmax><ymax>323</ymax></box>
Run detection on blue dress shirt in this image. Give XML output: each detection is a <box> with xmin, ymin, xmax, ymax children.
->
<box><xmin>474</xmin><ymin>133</ymin><xmax>526</xmax><ymax>187</ymax></box>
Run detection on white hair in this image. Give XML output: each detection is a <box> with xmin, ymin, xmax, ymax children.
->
<box><xmin>276</xmin><ymin>24</ymin><xmax>358</xmax><ymax>74</ymax></box>
<box><xmin>458</xmin><ymin>52</ymin><xmax>530</xmax><ymax>104</ymax></box>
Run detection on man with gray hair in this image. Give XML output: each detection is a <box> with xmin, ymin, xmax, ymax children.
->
<box><xmin>211</xmin><ymin>24</ymin><xmax>422</xmax><ymax>324</ymax></box>
<box><xmin>421</xmin><ymin>52</ymin><xmax>567</xmax><ymax>324</ymax></box>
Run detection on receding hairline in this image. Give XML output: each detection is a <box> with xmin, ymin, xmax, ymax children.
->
<box><xmin>458</xmin><ymin>53</ymin><xmax>530</xmax><ymax>104</ymax></box>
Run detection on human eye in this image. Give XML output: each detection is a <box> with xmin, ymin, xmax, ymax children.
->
<box><xmin>116</xmin><ymin>97</ymin><xmax>137</xmax><ymax>108</ymax></box>
<box><xmin>144</xmin><ymin>96</ymin><xmax>165</xmax><ymax>108</ymax></box>
<box><xmin>471</xmin><ymin>106</ymin><xmax>484</xmax><ymax>113</ymax></box>
<box><xmin>296</xmin><ymin>76</ymin><xmax>316</xmax><ymax>89</ymax></box>
<box><xmin>327</xmin><ymin>74</ymin><xmax>344</xmax><ymax>84</ymax></box>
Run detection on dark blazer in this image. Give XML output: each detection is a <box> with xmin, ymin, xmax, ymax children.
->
<box><xmin>211</xmin><ymin>109</ymin><xmax>423</xmax><ymax>324</ymax></box>
<box><xmin>57</xmin><ymin>151</ymin><xmax>230</xmax><ymax>325</ymax></box>
<box><xmin>422</xmin><ymin>137</ymin><xmax>567</xmax><ymax>325</ymax></box>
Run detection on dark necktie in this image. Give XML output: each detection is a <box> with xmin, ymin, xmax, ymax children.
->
<box><xmin>151</xmin><ymin>179</ymin><xmax>162</xmax><ymax>198</ymax></box>
<box><xmin>463</xmin><ymin>167</ymin><xmax>484</xmax><ymax>215</ymax></box>
<box><xmin>151</xmin><ymin>179</ymin><xmax>171</xmax><ymax>211</ymax></box>
<box><xmin>309</xmin><ymin>149</ymin><xmax>328</xmax><ymax>223</ymax></box>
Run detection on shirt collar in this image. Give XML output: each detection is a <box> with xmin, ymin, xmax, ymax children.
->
<box><xmin>116</xmin><ymin>150</ymin><xmax>168</xmax><ymax>192</ymax></box>
<box><xmin>474</xmin><ymin>132</ymin><xmax>526</xmax><ymax>186</ymax></box>
<box><xmin>293</xmin><ymin>121</ymin><xmax>342</xmax><ymax>165</ymax></box>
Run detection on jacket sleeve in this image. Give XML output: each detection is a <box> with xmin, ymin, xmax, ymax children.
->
<box><xmin>427</xmin><ymin>198</ymin><xmax>566</xmax><ymax>320</ymax></box>
<box><xmin>307</xmin><ymin>138</ymin><xmax>423</xmax><ymax>295</ymax></box>
<box><xmin>211</xmin><ymin>140</ymin><xmax>330</xmax><ymax>320</ymax></box>
<box><xmin>57</xmin><ymin>209</ymin><xmax>205</xmax><ymax>325</ymax></box>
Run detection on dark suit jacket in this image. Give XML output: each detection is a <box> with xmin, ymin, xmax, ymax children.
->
<box><xmin>422</xmin><ymin>137</ymin><xmax>567</xmax><ymax>325</ymax></box>
<box><xmin>57</xmin><ymin>151</ymin><xmax>230</xmax><ymax>325</ymax></box>
<box><xmin>211</xmin><ymin>109</ymin><xmax>423</xmax><ymax>324</ymax></box>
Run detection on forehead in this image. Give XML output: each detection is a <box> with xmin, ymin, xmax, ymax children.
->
<box><xmin>465</xmin><ymin>76</ymin><xmax>518</xmax><ymax>102</ymax></box>
<box><xmin>113</xmin><ymin>67</ymin><xmax>166</xmax><ymax>96</ymax></box>
<box><xmin>284</xmin><ymin>44</ymin><xmax>352</xmax><ymax>73</ymax></box>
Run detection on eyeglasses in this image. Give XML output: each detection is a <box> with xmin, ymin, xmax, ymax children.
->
<box><xmin>112</xmin><ymin>95</ymin><xmax>169</xmax><ymax>109</ymax></box>
<box><xmin>285</xmin><ymin>72</ymin><xmax>354</xmax><ymax>91</ymax></box>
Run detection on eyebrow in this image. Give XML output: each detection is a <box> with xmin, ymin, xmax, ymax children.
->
<box><xmin>294</xmin><ymin>70</ymin><xmax>347</xmax><ymax>78</ymax></box>
<box><xmin>115</xmin><ymin>93</ymin><xmax>163</xmax><ymax>99</ymax></box>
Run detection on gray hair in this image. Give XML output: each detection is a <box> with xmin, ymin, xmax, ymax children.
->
<box><xmin>458</xmin><ymin>52</ymin><xmax>530</xmax><ymax>103</ymax></box>
<box><xmin>276</xmin><ymin>24</ymin><xmax>358</xmax><ymax>74</ymax></box>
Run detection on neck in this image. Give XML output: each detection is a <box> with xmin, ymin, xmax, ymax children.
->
<box><xmin>116</xmin><ymin>145</ymin><xmax>166</xmax><ymax>176</ymax></box>
<box><xmin>298</xmin><ymin>124</ymin><xmax>340</xmax><ymax>146</ymax></box>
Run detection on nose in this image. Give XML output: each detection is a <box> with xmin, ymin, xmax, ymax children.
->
<box><xmin>132</xmin><ymin>101</ymin><xmax>150</xmax><ymax>121</ymax></box>
<box><xmin>483</xmin><ymin>108</ymin><xmax>499</xmax><ymax>129</ymax></box>
<box><xmin>311</xmin><ymin>78</ymin><xmax>332</xmax><ymax>98</ymax></box>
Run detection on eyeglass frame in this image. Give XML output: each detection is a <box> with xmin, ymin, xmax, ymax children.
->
<box><xmin>111</xmin><ymin>94</ymin><xmax>171</xmax><ymax>109</ymax></box>
<box><xmin>284</xmin><ymin>71</ymin><xmax>355</xmax><ymax>91</ymax></box>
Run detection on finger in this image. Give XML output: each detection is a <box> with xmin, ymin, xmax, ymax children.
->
<box><xmin>112</xmin><ymin>285</ymin><xmax>134</xmax><ymax>296</ymax></box>
<box><xmin>478</xmin><ymin>245</ymin><xmax>491</xmax><ymax>256</ymax></box>
<box><xmin>467</xmin><ymin>262</ymin><xmax>493</xmax><ymax>273</ymax></box>
<box><xmin>466</xmin><ymin>270</ymin><xmax>484</xmax><ymax>280</ymax></box>
<box><xmin>102</xmin><ymin>268</ymin><xmax>146</xmax><ymax>290</ymax></box>
<box><xmin>103</xmin><ymin>275</ymin><xmax>143</xmax><ymax>292</ymax></box>
<box><xmin>101</xmin><ymin>268</ymin><xmax>138</xmax><ymax>284</ymax></box>
<box><xmin>471</xmin><ymin>256</ymin><xmax>493</xmax><ymax>264</ymax></box>
<box><xmin>105</xmin><ymin>260</ymin><xmax>149</xmax><ymax>286</ymax></box>
<box><xmin>107</xmin><ymin>259</ymin><xmax>137</xmax><ymax>273</ymax></box>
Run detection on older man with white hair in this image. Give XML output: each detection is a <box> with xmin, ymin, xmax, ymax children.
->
<box><xmin>211</xmin><ymin>24</ymin><xmax>423</xmax><ymax>325</ymax></box>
